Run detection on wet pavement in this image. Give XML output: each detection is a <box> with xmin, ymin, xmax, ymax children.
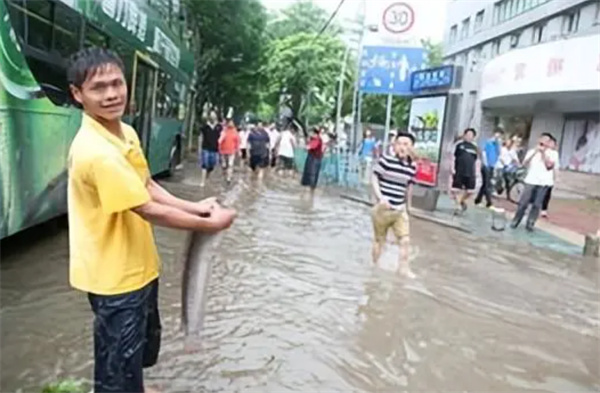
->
<box><xmin>1</xmin><ymin>165</ymin><xmax>599</xmax><ymax>392</ymax></box>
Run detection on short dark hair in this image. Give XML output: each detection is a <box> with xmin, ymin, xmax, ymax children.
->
<box><xmin>541</xmin><ymin>132</ymin><xmax>556</xmax><ymax>142</ymax></box>
<box><xmin>464</xmin><ymin>128</ymin><xmax>477</xmax><ymax>136</ymax></box>
<box><xmin>67</xmin><ymin>47</ymin><xmax>125</xmax><ymax>88</ymax></box>
<box><xmin>396</xmin><ymin>131</ymin><xmax>415</xmax><ymax>145</ymax></box>
<box><xmin>494</xmin><ymin>127</ymin><xmax>505</xmax><ymax>135</ymax></box>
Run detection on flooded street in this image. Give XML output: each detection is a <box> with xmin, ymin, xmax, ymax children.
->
<box><xmin>1</xmin><ymin>170</ymin><xmax>599</xmax><ymax>392</ymax></box>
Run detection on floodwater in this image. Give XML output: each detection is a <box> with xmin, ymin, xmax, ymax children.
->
<box><xmin>1</xmin><ymin>168</ymin><xmax>599</xmax><ymax>393</ymax></box>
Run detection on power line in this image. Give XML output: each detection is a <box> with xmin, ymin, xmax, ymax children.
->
<box><xmin>313</xmin><ymin>0</ymin><xmax>346</xmax><ymax>43</ymax></box>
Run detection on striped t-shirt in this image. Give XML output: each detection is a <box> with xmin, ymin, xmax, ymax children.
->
<box><xmin>373</xmin><ymin>154</ymin><xmax>417</xmax><ymax>209</ymax></box>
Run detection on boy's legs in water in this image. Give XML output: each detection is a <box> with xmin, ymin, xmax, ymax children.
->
<box><xmin>371</xmin><ymin>205</ymin><xmax>414</xmax><ymax>278</ymax></box>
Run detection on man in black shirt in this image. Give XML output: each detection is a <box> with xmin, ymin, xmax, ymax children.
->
<box><xmin>199</xmin><ymin>111</ymin><xmax>222</xmax><ymax>187</ymax></box>
<box><xmin>451</xmin><ymin>128</ymin><xmax>480</xmax><ymax>214</ymax></box>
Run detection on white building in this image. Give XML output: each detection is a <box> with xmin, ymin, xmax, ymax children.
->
<box><xmin>443</xmin><ymin>0</ymin><xmax>600</xmax><ymax>187</ymax></box>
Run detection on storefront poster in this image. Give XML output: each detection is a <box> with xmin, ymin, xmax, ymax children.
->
<box><xmin>561</xmin><ymin>119</ymin><xmax>600</xmax><ymax>174</ymax></box>
<box><xmin>408</xmin><ymin>96</ymin><xmax>447</xmax><ymax>186</ymax></box>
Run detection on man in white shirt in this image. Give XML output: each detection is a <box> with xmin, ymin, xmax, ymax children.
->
<box><xmin>510</xmin><ymin>133</ymin><xmax>559</xmax><ymax>231</ymax></box>
<box><xmin>276</xmin><ymin>127</ymin><xmax>297</xmax><ymax>176</ymax></box>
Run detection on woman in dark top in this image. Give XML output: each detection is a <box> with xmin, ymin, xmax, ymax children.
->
<box><xmin>301</xmin><ymin>127</ymin><xmax>324</xmax><ymax>191</ymax></box>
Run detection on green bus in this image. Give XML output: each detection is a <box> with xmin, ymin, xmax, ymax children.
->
<box><xmin>0</xmin><ymin>0</ymin><xmax>196</xmax><ymax>239</ymax></box>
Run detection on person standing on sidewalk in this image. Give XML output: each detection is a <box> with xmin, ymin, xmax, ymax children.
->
<box><xmin>450</xmin><ymin>128</ymin><xmax>480</xmax><ymax>214</ymax></box>
<box><xmin>199</xmin><ymin>111</ymin><xmax>222</xmax><ymax>187</ymax></box>
<box><xmin>475</xmin><ymin>128</ymin><xmax>503</xmax><ymax>208</ymax></box>
<box><xmin>248</xmin><ymin>121</ymin><xmax>271</xmax><ymax>180</ymax></box>
<box><xmin>510</xmin><ymin>133</ymin><xmax>559</xmax><ymax>231</ymax></box>
<box><xmin>219</xmin><ymin>118</ymin><xmax>240</xmax><ymax>184</ymax></box>
<box><xmin>67</xmin><ymin>47</ymin><xmax>237</xmax><ymax>393</ymax></box>
<box><xmin>541</xmin><ymin>135</ymin><xmax>559</xmax><ymax>218</ymax></box>
<box><xmin>371</xmin><ymin>132</ymin><xmax>417</xmax><ymax>278</ymax></box>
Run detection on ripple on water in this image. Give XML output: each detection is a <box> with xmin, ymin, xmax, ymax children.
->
<box><xmin>1</xmin><ymin>174</ymin><xmax>599</xmax><ymax>393</ymax></box>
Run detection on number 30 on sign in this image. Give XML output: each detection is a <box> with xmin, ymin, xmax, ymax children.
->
<box><xmin>382</xmin><ymin>2</ymin><xmax>415</xmax><ymax>34</ymax></box>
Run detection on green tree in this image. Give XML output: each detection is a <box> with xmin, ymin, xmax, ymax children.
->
<box><xmin>261</xmin><ymin>32</ymin><xmax>346</xmax><ymax>125</ymax></box>
<box><xmin>266</xmin><ymin>0</ymin><xmax>341</xmax><ymax>40</ymax></box>
<box><xmin>185</xmin><ymin>0</ymin><xmax>268</xmax><ymax>116</ymax></box>
<box><xmin>421</xmin><ymin>38</ymin><xmax>444</xmax><ymax>67</ymax></box>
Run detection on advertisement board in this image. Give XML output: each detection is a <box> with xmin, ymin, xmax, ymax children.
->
<box><xmin>408</xmin><ymin>95</ymin><xmax>447</xmax><ymax>186</ymax></box>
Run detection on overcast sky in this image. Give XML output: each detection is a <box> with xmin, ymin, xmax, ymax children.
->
<box><xmin>261</xmin><ymin>0</ymin><xmax>448</xmax><ymax>42</ymax></box>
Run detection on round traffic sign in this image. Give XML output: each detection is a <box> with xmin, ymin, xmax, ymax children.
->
<box><xmin>382</xmin><ymin>2</ymin><xmax>415</xmax><ymax>34</ymax></box>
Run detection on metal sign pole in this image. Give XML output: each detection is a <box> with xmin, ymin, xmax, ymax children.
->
<box><xmin>384</xmin><ymin>93</ymin><xmax>393</xmax><ymax>150</ymax></box>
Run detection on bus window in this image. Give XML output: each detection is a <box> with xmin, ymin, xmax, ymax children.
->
<box><xmin>84</xmin><ymin>25</ymin><xmax>110</xmax><ymax>48</ymax></box>
<box><xmin>53</xmin><ymin>4</ymin><xmax>81</xmax><ymax>57</ymax></box>
<box><xmin>6</xmin><ymin>0</ymin><xmax>26</xmax><ymax>40</ymax></box>
<box><xmin>25</xmin><ymin>0</ymin><xmax>53</xmax><ymax>51</ymax></box>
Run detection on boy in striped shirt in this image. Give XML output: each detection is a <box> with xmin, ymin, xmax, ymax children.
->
<box><xmin>371</xmin><ymin>132</ymin><xmax>417</xmax><ymax>278</ymax></box>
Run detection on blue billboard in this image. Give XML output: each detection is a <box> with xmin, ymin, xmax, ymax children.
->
<box><xmin>359</xmin><ymin>46</ymin><xmax>427</xmax><ymax>96</ymax></box>
<box><xmin>411</xmin><ymin>65</ymin><xmax>454</xmax><ymax>92</ymax></box>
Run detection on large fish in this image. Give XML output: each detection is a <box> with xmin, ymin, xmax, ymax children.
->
<box><xmin>180</xmin><ymin>183</ymin><xmax>243</xmax><ymax>348</ymax></box>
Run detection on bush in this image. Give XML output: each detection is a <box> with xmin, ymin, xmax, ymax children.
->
<box><xmin>41</xmin><ymin>378</ymin><xmax>88</xmax><ymax>393</ymax></box>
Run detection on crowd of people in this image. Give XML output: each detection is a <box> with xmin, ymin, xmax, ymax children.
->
<box><xmin>197</xmin><ymin>111</ymin><xmax>339</xmax><ymax>194</ymax></box>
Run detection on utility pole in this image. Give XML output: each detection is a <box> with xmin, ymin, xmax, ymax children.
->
<box><xmin>335</xmin><ymin>46</ymin><xmax>351</xmax><ymax>137</ymax></box>
<box><xmin>350</xmin><ymin>0</ymin><xmax>367</xmax><ymax>152</ymax></box>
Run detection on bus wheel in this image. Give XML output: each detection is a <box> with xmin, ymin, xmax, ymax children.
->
<box><xmin>508</xmin><ymin>181</ymin><xmax>524</xmax><ymax>204</ymax></box>
<box><xmin>167</xmin><ymin>144</ymin><xmax>178</xmax><ymax>177</ymax></box>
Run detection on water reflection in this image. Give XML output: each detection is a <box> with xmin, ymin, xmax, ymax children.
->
<box><xmin>1</xmin><ymin>173</ymin><xmax>598</xmax><ymax>393</ymax></box>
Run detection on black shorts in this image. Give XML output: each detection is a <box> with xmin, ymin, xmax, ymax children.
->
<box><xmin>270</xmin><ymin>150</ymin><xmax>277</xmax><ymax>167</ymax></box>
<box><xmin>279</xmin><ymin>156</ymin><xmax>294</xmax><ymax>170</ymax></box>
<box><xmin>452</xmin><ymin>173</ymin><xmax>476</xmax><ymax>190</ymax></box>
<box><xmin>88</xmin><ymin>279</ymin><xmax>161</xmax><ymax>393</ymax></box>
<box><xmin>250</xmin><ymin>154</ymin><xmax>268</xmax><ymax>171</ymax></box>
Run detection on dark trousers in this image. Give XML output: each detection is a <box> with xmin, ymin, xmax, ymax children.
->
<box><xmin>542</xmin><ymin>186</ymin><xmax>553</xmax><ymax>211</ymax></box>
<box><xmin>475</xmin><ymin>166</ymin><xmax>494</xmax><ymax>206</ymax></box>
<box><xmin>512</xmin><ymin>184</ymin><xmax>549</xmax><ymax>229</ymax></box>
<box><xmin>88</xmin><ymin>279</ymin><xmax>161</xmax><ymax>393</ymax></box>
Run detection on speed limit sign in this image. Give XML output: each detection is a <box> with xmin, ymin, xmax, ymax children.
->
<box><xmin>382</xmin><ymin>2</ymin><xmax>415</xmax><ymax>34</ymax></box>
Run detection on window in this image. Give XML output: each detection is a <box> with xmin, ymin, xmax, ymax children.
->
<box><xmin>493</xmin><ymin>2</ymin><xmax>501</xmax><ymax>24</ymax></box>
<box><xmin>474</xmin><ymin>10</ymin><xmax>485</xmax><ymax>31</ymax></box>
<box><xmin>562</xmin><ymin>9</ymin><xmax>580</xmax><ymax>34</ymax></box>
<box><xmin>449</xmin><ymin>25</ymin><xmax>458</xmax><ymax>43</ymax></box>
<box><xmin>509</xmin><ymin>32</ymin><xmax>520</xmax><ymax>48</ymax></box>
<box><xmin>460</xmin><ymin>17</ymin><xmax>470</xmax><ymax>39</ymax></box>
<box><xmin>492</xmin><ymin>39</ymin><xmax>501</xmax><ymax>56</ymax></box>
<box><xmin>52</xmin><ymin>3</ymin><xmax>82</xmax><ymax>57</ymax></box>
<box><xmin>84</xmin><ymin>25</ymin><xmax>110</xmax><ymax>48</ymax></box>
<box><xmin>532</xmin><ymin>23</ymin><xmax>545</xmax><ymax>43</ymax></box>
<box><xmin>26</xmin><ymin>0</ymin><xmax>53</xmax><ymax>50</ymax></box>
<box><xmin>596</xmin><ymin>1</ymin><xmax>600</xmax><ymax>24</ymax></box>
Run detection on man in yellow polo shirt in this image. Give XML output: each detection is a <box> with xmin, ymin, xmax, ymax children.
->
<box><xmin>67</xmin><ymin>47</ymin><xmax>237</xmax><ymax>393</ymax></box>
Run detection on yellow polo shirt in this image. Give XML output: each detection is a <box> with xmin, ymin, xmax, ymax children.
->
<box><xmin>68</xmin><ymin>113</ymin><xmax>160</xmax><ymax>295</ymax></box>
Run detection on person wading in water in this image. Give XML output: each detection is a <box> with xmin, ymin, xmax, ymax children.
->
<box><xmin>371</xmin><ymin>132</ymin><xmax>417</xmax><ymax>278</ymax></box>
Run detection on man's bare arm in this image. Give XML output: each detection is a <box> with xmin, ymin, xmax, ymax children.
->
<box><xmin>132</xmin><ymin>201</ymin><xmax>235</xmax><ymax>232</ymax></box>
<box><xmin>148</xmin><ymin>180</ymin><xmax>216</xmax><ymax>215</ymax></box>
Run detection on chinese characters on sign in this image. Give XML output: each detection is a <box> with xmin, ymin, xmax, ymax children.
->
<box><xmin>547</xmin><ymin>58</ymin><xmax>564</xmax><ymax>77</ymax></box>
<box><xmin>101</xmin><ymin>0</ymin><xmax>147</xmax><ymax>43</ymax></box>
<box><xmin>153</xmin><ymin>28</ymin><xmax>180</xmax><ymax>69</ymax></box>
<box><xmin>410</xmin><ymin>65</ymin><xmax>454</xmax><ymax>92</ymax></box>
<box><xmin>359</xmin><ymin>46</ymin><xmax>426</xmax><ymax>95</ymax></box>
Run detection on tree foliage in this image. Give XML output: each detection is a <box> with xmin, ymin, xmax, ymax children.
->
<box><xmin>185</xmin><ymin>0</ymin><xmax>268</xmax><ymax>115</ymax></box>
<box><xmin>266</xmin><ymin>0</ymin><xmax>341</xmax><ymax>40</ymax></box>
<box><xmin>421</xmin><ymin>38</ymin><xmax>444</xmax><ymax>67</ymax></box>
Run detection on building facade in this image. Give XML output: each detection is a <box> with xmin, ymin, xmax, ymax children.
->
<box><xmin>442</xmin><ymin>0</ymin><xmax>600</xmax><ymax>186</ymax></box>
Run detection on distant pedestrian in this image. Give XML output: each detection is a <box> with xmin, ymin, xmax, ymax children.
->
<box><xmin>267</xmin><ymin>123</ymin><xmax>279</xmax><ymax>168</ymax></box>
<box><xmin>510</xmin><ymin>133</ymin><xmax>559</xmax><ymax>231</ymax></box>
<box><xmin>541</xmin><ymin>135</ymin><xmax>559</xmax><ymax>218</ymax></box>
<box><xmin>475</xmin><ymin>127</ymin><xmax>504</xmax><ymax>208</ymax></box>
<box><xmin>239</xmin><ymin>125</ymin><xmax>250</xmax><ymax>168</ymax></box>
<box><xmin>358</xmin><ymin>128</ymin><xmax>377</xmax><ymax>183</ymax></box>
<box><xmin>248</xmin><ymin>121</ymin><xmax>270</xmax><ymax>180</ymax></box>
<box><xmin>450</xmin><ymin>128</ymin><xmax>480</xmax><ymax>214</ymax></box>
<box><xmin>371</xmin><ymin>132</ymin><xmax>417</xmax><ymax>278</ymax></box>
<box><xmin>219</xmin><ymin>118</ymin><xmax>240</xmax><ymax>184</ymax></box>
<box><xmin>277</xmin><ymin>126</ymin><xmax>297</xmax><ymax>177</ymax></box>
<box><xmin>301</xmin><ymin>127</ymin><xmax>324</xmax><ymax>193</ymax></box>
<box><xmin>495</xmin><ymin>135</ymin><xmax>521</xmax><ymax>196</ymax></box>
<box><xmin>199</xmin><ymin>111</ymin><xmax>222</xmax><ymax>187</ymax></box>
